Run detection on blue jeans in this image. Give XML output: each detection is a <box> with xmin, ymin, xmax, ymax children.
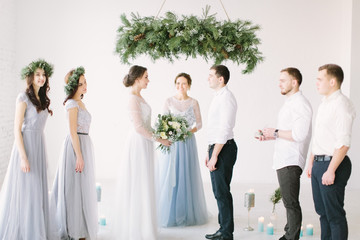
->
<box><xmin>311</xmin><ymin>156</ymin><xmax>351</xmax><ymax>240</ymax></box>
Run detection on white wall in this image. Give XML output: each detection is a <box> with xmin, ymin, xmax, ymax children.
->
<box><xmin>1</xmin><ymin>0</ymin><xmax>358</xmax><ymax>188</ymax></box>
<box><xmin>0</xmin><ymin>0</ymin><xmax>18</xmax><ymax>185</ymax></box>
<box><xmin>349</xmin><ymin>0</ymin><xmax>360</xmax><ymax>189</ymax></box>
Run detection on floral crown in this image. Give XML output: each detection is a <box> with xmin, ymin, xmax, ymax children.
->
<box><xmin>64</xmin><ymin>66</ymin><xmax>85</xmax><ymax>95</ymax></box>
<box><xmin>21</xmin><ymin>59</ymin><xmax>54</xmax><ymax>80</ymax></box>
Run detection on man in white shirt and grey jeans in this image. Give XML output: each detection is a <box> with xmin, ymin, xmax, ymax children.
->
<box><xmin>205</xmin><ymin>65</ymin><xmax>237</xmax><ymax>240</ymax></box>
<box><xmin>306</xmin><ymin>64</ymin><xmax>356</xmax><ymax>240</ymax></box>
<box><xmin>258</xmin><ymin>68</ymin><xmax>312</xmax><ymax>240</ymax></box>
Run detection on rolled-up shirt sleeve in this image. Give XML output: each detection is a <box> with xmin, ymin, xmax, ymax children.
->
<box><xmin>334</xmin><ymin>100</ymin><xmax>356</xmax><ymax>149</ymax></box>
<box><xmin>292</xmin><ymin>102</ymin><xmax>312</xmax><ymax>142</ymax></box>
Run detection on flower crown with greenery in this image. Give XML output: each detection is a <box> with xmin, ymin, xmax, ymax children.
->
<box><xmin>64</xmin><ymin>66</ymin><xmax>85</xmax><ymax>95</ymax></box>
<box><xmin>21</xmin><ymin>59</ymin><xmax>54</xmax><ymax>80</ymax></box>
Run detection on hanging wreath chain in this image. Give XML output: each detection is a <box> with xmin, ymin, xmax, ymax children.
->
<box><xmin>115</xmin><ymin>6</ymin><xmax>263</xmax><ymax>74</ymax></box>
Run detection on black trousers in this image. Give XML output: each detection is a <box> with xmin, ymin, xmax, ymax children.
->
<box><xmin>277</xmin><ymin>166</ymin><xmax>303</xmax><ymax>240</ymax></box>
<box><xmin>311</xmin><ymin>156</ymin><xmax>351</xmax><ymax>240</ymax></box>
<box><xmin>209</xmin><ymin>139</ymin><xmax>237</xmax><ymax>239</ymax></box>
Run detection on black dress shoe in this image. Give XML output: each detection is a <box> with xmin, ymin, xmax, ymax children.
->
<box><xmin>205</xmin><ymin>230</ymin><xmax>222</xmax><ymax>239</ymax></box>
<box><xmin>215</xmin><ymin>236</ymin><xmax>233</xmax><ymax>240</ymax></box>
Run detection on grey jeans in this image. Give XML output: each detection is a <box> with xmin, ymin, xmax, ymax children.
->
<box><xmin>277</xmin><ymin>166</ymin><xmax>303</xmax><ymax>240</ymax></box>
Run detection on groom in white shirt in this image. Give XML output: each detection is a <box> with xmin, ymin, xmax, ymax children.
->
<box><xmin>205</xmin><ymin>65</ymin><xmax>237</xmax><ymax>240</ymax></box>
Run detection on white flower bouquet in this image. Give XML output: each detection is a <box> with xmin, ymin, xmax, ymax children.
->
<box><xmin>153</xmin><ymin>113</ymin><xmax>192</xmax><ymax>153</ymax></box>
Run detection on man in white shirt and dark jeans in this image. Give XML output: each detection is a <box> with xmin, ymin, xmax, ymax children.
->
<box><xmin>258</xmin><ymin>68</ymin><xmax>312</xmax><ymax>240</ymax></box>
<box><xmin>306</xmin><ymin>64</ymin><xmax>356</xmax><ymax>240</ymax></box>
<box><xmin>205</xmin><ymin>65</ymin><xmax>237</xmax><ymax>240</ymax></box>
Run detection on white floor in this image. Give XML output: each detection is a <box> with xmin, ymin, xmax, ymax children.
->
<box><xmin>96</xmin><ymin>180</ymin><xmax>360</xmax><ymax>240</ymax></box>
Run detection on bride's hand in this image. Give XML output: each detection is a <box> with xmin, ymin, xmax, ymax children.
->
<box><xmin>75</xmin><ymin>156</ymin><xmax>85</xmax><ymax>173</ymax></box>
<box><xmin>20</xmin><ymin>157</ymin><xmax>30</xmax><ymax>173</ymax></box>
<box><xmin>158</xmin><ymin>139</ymin><xmax>172</xmax><ymax>147</ymax></box>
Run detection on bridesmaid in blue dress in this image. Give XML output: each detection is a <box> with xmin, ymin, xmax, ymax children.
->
<box><xmin>158</xmin><ymin>73</ymin><xmax>208</xmax><ymax>227</ymax></box>
<box><xmin>0</xmin><ymin>59</ymin><xmax>54</xmax><ymax>239</ymax></box>
<box><xmin>50</xmin><ymin>67</ymin><xmax>97</xmax><ymax>240</ymax></box>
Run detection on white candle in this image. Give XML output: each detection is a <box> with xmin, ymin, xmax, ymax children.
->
<box><xmin>306</xmin><ymin>224</ymin><xmax>313</xmax><ymax>236</ymax></box>
<box><xmin>99</xmin><ymin>215</ymin><xmax>106</xmax><ymax>226</ymax></box>
<box><xmin>258</xmin><ymin>217</ymin><xmax>264</xmax><ymax>232</ymax></box>
<box><xmin>266</xmin><ymin>222</ymin><xmax>274</xmax><ymax>235</ymax></box>
<box><xmin>96</xmin><ymin>183</ymin><xmax>102</xmax><ymax>202</ymax></box>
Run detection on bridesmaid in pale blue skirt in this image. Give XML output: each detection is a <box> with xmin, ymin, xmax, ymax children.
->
<box><xmin>50</xmin><ymin>67</ymin><xmax>97</xmax><ymax>240</ymax></box>
<box><xmin>158</xmin><ymin>73</ymin><xmax>208</xmax><ymax>227</ymax></box>
<box><xmin>0</xmin><ymin>59</ymin><xmax>54</xmax><ymax>239</ymax></box>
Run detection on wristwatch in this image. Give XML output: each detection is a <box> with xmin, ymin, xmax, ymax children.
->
<box><xmin>274</xmin><ymin>129</ymin><xmax>279</xmax><ymax>138</ymax></box>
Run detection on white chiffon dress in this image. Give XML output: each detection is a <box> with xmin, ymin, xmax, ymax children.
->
<box><xmin>114</xmin><ymin>94</ymin><xmax>157</xmax><ymax>240</ymax></box>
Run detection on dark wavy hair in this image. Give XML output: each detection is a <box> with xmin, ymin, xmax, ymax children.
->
<box><xmin>25</xmin><ymin>73</ymin><xmax>53</xmax><ymax>115</ymax></box>
<box><xmin>63</xmin><ymin>69</ymin><xmax>83</xmax><ymax>105</ymax></box>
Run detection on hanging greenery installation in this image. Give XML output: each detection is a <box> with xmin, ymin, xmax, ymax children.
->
<box><xmin>115</xmin><ymin>6</ymin><xmax>263</xmax><ymax>74</ymax></box>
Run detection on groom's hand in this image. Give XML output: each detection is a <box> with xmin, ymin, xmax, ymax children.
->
<box><xmin>205</xmin><ymin>154</ymin><xmax>209</xmax><ymax>167</ymax></box>
<box><xmin>207</xmin><ymin>155</ymin><xmax>217</xmax><ymax>172</ymax></box>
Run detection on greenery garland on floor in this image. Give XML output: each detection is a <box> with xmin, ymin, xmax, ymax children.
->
<box><xmin>115</xmin><ymin>6</ymin><xmax>263</xmax><ymax>74</ymax></box>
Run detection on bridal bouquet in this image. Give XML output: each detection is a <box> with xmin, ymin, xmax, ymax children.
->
<box><xmin>153</xmin><ymin>113</ymin><xmax>192</xmax><ymax>153</ymax></box>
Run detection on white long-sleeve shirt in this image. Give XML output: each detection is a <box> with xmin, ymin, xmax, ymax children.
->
<box><xmin>207</xmin><ymin>86</ymin><xmax>237</xmax><ymax>145</ymax></box>
<box><xmin>273</xmin><ymin>91</ymin><xmax>313</xmax><ymax>170</ymax></box>
<box><xmin>312</xmin><ymin>90</ymin><xmax>356</xmax><ymax>155</ymax></box>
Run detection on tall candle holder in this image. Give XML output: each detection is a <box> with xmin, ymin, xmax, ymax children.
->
<box><xmin>244</xmin><ymin>189</ymin><xmax>255</xmax><ymax>231</ymax></box>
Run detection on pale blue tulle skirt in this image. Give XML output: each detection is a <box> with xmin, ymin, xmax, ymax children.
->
<box><xmin>158</xmin><ymin>135</ymin><xmax>208</xmax><ymax>227</ymax></box>
<box><xmin>50</xmin><ymin>134</ymin><xmax>98</xmax><ymax>240</ymax></box>
<box><xmin>0</xmin><ymin>130</ymin><xmax>50</xmax><ymax>240</ymax></box>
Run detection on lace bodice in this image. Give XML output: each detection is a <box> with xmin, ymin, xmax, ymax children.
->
<box><xmin>163</xmin><ymin>97</ymin><xmax>202</xmax><ymax>130</ymax></box>
<box><xmin>16</xmin><ymin>92</ymin><xmax>48</xmax><ymax>132</ymax></box>
<box><xmin>128</xmin><ymin>94</ymin><xmax>153</xmax><ymax>140</ymax></box>
<box><xmin>65</xmin><ymin>99</ymin><xmax>91</xmax><ymax>133</ymax></box>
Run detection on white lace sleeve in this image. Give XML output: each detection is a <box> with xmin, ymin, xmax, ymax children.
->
<box><xmin>128</xmin><ymin>96</ymin><xmax>154</xmax><ymax>140</ymax></box>
<box><xmin>193</xmin><ymin>99</ymin><xmax>202</xmax><ymax>130</ymax></box>
<box><xmin>163</xmin><ymin>98</ymin><xmax>171</xmax><ymax>114</ymax></box>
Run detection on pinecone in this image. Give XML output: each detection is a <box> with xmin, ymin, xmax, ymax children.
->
<box><xmin>221</xmin><ymin>49</ymin><xmax>229</xmax><ymax>59</ymax></box>
<box><xmin>134</xmin><ymin>33</ymin><xmax>145</xmax><ymax>41</ymax></box>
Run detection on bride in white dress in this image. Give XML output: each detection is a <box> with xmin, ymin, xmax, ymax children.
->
<box><xmin>114</xmin><ymin>65</ymin><xmax>171</xmax><ymax>240</ymax></box>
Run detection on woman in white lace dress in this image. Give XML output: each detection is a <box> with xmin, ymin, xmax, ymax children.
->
<box><xmin>50</xmin><ymin>67</ymin><xmax>98</xmax><ymax>240</ymax></box>
<box><xmin>114</xmin><ymin>65</ymin><xmax>171</xmax><ymax>240</ymax></box>
<box><xmin>158</xmin><ymin>73</ymin><xmax>208</xmax><ymax>227</ymax></box>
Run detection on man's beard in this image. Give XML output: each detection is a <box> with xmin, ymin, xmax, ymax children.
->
<box><xmin>281</xmin><ymin>88</ymin><xmax>292</xmax><ymax>95</ymax></box>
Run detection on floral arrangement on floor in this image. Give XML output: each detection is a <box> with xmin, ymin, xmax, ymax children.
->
<box><xmin>115</xmin><ymin>6</ymin><xmax>263</xmax><ymax>74</ymax></box>
<box><xmin>153</xmin><ymin>113</ymin><xmax>192</xmax><ymax>153</ymax></box>
<box><xmin>270</xmin><ymin>187</ymin><xmax>282</xmax><ymax>213</ymax></box>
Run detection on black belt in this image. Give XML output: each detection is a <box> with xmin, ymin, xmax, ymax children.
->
<box><xmin>314</xmin><ymin>155</ymin><xmax>332</xmax><ymax>162</ymax></box>
<box><xmin>77</xmin><ymin>132</ymin><xmax>88</xmax><ymax>135</ymax></box>
<box><xmin>208</xmin><ymin>139</ymin><xmax>234</xmax><ymax>151</ymax></box>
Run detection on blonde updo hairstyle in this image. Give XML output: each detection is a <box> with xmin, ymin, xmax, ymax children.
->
<box><xmin>123</xmin><ymin>65</ymin><xmax>147</xmax><ymax>87</ymax></box>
